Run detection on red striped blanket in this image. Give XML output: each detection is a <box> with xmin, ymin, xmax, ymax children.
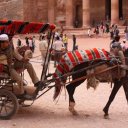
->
<box><xmin>53</xmin><ymin>48</ymin><xmax>110</xmax><ymax>99</ymax></box>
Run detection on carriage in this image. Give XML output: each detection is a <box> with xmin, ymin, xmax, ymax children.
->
<box><xmin>0</xmin><ymin>20</ymin><xmax>128</xmax><ymax>120</ymax></box>
<box><xmin>0</xmin><ymin>20</ymin><xmax>57</xmax><ymax>119</ymax></box>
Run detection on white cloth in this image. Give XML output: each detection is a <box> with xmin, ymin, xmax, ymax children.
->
<box><xmin>39</xmin><ymin>40</ymin><xmax>48</xmax><ymax>52</ymax></box>
<box><xmin>87</xmin><ymin>29</ymin><xmax>91</xmax><ymax>36</ymax></box>
<box><xmin>121</xmin><ymin>43</ymin><xmax>128</xmax><ymax>51</ymax></box>
<box><xmin>39</xmin><ymin>40</ymin><xmax>48</xmax><ymax>64</ymax></box>
<box><xmin>28</xmin><ymin>39</ymin><xmax>33</xmax><ymax>47</ymax></box>
<box><xmin>55</xmin><ymin>32</ymin><xmax>60</xmax><ymax>38</ymax></box>
<box><xmin>0</xmin><ymin>34</ymin><xmax>9</xmax><ymax>41</ymax></box>
<box><xmin>110</xmin><ymin>41</ymin><xmax>120</xmax><ymax>49</ymax></box>
<box><xmin>52</xmin><ymin>40</ymin><xmax>65</xmax><ymax>51</ymax></box>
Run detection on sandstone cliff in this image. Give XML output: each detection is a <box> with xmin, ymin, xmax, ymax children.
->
<box><xmin>0</xmin><ymin>0</ymin><xmax>23</xmax><ymax>20</ymax></box>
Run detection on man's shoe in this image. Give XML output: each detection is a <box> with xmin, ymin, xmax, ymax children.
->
<box><xmin>17</xmin><ymin>91</ymin><xmax>35</xmax><ymax>100</ymax></box>
<box><xmin>23</xmin><ymin>94</ymin><xmax>34</xmax><ymax>100</ymax></box>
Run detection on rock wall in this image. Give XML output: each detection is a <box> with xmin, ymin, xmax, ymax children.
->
<box><xmin>0</xmin><ymin>0</ymin><xmax>128</xmax><ymax>26</ymax></box>
<box><xmin>23</xmin><ymin>0</ymin><xmax>48</xmax><ymax>22</ymax></box>
<box><xmin>0</xmin><ymin>0</ymin><xmax>23</xmax><ymax>20</ymax></box>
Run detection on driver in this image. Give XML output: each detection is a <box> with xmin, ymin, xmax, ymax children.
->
<box><xmin>0</xmin><ymin>34</ymin><xmax>44</xmax><ymax>99</ymax></box>
<box><xmin>110</xmin><ymin>36</ymin><xmax>126</xmax><ymax>77</ymax></box>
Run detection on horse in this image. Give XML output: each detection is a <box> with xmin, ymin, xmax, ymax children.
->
<box><xmin>53</xmin><ymin>48</ymin><xmax>128</xmax><ymax>118</ymax></box>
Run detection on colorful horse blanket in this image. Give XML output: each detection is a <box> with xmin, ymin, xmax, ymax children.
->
<box><xmin>53</xmin><ymin>48</ymin><xmax>110</xmax><ymax>99</ymax></box>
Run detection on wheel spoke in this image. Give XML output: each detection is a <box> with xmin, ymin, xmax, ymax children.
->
<box><xmin>0</xmin><ymin>89</ymin><xmax>18</xmax><ymax>119</ymax></box>
<box><xmin>4</xmin><ymin>96</ymin><xmax>14</xmax><ymax>114</ymax></box>
<box><xmin>4</xmin><ymin>103</ymin><xmax>8</xmax><ymax>115</ymax></box>
<box><xmin>0</xmin><ymin>95</ymin><xmax>13</xmax><ymax>116</ymax></box>
<box><xmin>5</xmin><ymin>102</ymin><xmax>14</xmax><ymax>109</ymax></box>
<box><xmin>0</xmin><ymin>97</ymin><xmax>4</xmax><ymax>115</ymax></box>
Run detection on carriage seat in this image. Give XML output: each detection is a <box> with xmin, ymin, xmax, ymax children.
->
<box><xmin>0</xmin><ymin>63</ymin><xmax>25</xmax><ymax>80</ymax></box>
<box><xmin>0</xmin><ymin>64</ymin><xmax>10</xmax><ymax>79</ymax></box>
<box><xmin>0</xmin><ymin>72</ymin><xmax>10</xmax><ymax>79</ymax></box>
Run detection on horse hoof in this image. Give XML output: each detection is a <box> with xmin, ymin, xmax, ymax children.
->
<box><xmin>104</xmin><ymin>114</ymin><xmax>109</xmax><ymax>119</ymax></box>
<box><xmin>69</xmin><ymin>108</ymin><xmax>78</xmax><ymax>115</ymax></box>
<box><xmin>72</xmin><ymin>111</ymin><xmax>78</xmax><ymax>116</ymax></box>
<box><xmin>103</xmin><ymin>108</ymin><xmax>107</xmax><ymax>114</ymax></box>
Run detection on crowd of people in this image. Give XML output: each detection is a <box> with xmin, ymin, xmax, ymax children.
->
<box><xmin>15</xmin><ymin>24</ymin><xmax>128</xmax><ymax>69</ymax></box>
<box><xmin>87</xmin><ymin>21</ymin><xmax>128</xmax><ymax>42</ymax></box>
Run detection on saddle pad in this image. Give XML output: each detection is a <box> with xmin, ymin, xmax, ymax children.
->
<box><xmin>53</xmin><ymin>48</ymin><xmax>110</xmax><ymax>80</ymax></box>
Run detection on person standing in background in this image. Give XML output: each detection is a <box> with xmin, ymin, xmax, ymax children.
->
<box><xmin>63</xmin><ymin>34</ymin><xmax>68</xmax><ymax>50</ymax></box>
<box><xmin>52</xmin><ymin>36</ymin><xmax>65</xmax><ymax>67</ymax></box>
<box><xmin>28</xmin><ymin>37</ymin><xmax>33</xmax><ymax>52</ymax></box>
<box><xmin>39</xmin><ymin>35</ymin><xmax>48</xmax><ymax>66</ymax></box>
<box><xmin>72</xmin><ymin>34</ymin><xmax>76</xmax><ymax>51</ymax></box>
<box><xmin>87</xmin><ymin>28</ymin><xmax>92</xmax><ymax>38</ymax></box>
<box><xmin>17</xmin><ymin>39</ymin><xmax>22</xmax><ymax>48</ymax></box>
<box><xmin>110</xmin><ymin>27</ymin><xmax>114</xmax><ymax>40</ymax></box>
<box><xmin>113</xmin><ymin>25</ymin><xmax>119</xmax><ymax>37</ymax></box>
<box><xmin>32</xmin><ymin>36</ymin><xmax>36</xmax><ymax>53</ymax></box>
<box><xmin>124</xmin><ymin>26</ymin><xmax>128</xmax><ymax>41</ymax></box>
<box><xmin>25</xmin><ymin>36</ymin><xmax>29</xmax><ymax>47</ymax></box>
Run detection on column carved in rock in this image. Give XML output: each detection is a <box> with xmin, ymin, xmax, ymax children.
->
<box><xmin>83</xmin><ymin>0</ymin><xmax>90</xmax><ymax>28</ymax></box>
<box><xmin>65</xmin><ymin>0</ymin><xmax>73</xmax><ymax>28</ymax></box>
<box><xmin>111</xmin><ymin>0</ymin><xmax>119</xmax><ymax>24</ymax></box>
<box><xmin>48</xmin><ymin>0</ymin><xmax>55</xmax><ymax>23</ymax></box>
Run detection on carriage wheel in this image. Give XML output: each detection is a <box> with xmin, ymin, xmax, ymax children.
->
<box><xmin>0</xmin><ymin>89</ymin><xmax>19</xmax><ymax>120</ymax></box>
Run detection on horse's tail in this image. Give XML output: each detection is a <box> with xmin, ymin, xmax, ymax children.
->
<box><xmin>53</xmin><ymin>81</ymin><xmax>64</xmax><ymax>100</ymax></box>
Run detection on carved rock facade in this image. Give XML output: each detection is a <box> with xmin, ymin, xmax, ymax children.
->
<box><xmin>0</xmin><ymin>0</ymin><xmax>128</xmax><ymax>28</ymax></box>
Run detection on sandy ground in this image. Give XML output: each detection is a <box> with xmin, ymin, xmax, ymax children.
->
<box><xmin>0</xmin><ymin>35</ymin><xmax>128</xmax><ymax>128</ymax></box>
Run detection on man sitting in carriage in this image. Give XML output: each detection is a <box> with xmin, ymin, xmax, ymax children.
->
<box><xmin>0</xmin><ymin>34</ymin><xmax>44</xmax><ymax>99</ymax></box>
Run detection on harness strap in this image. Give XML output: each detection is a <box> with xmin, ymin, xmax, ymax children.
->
<box><xmin>66</xmin><ymin>65</ymin><xmax>118</xmax><ymax>85</ymax></box>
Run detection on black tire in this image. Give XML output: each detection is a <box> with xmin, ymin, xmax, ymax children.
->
<box><xmin>0</xmin><ymin>89</ymin><xmax>19</xmax><ymax>120</ymax></box>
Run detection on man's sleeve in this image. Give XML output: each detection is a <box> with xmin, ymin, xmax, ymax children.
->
<box><xmin>13</xmin><ymin>49</ymin><xmax>23</xmax><ymax>61</ymax></box>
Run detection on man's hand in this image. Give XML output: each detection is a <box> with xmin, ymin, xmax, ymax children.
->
<box><xmin>21</xmin><ymin>57</ymin><xmax>29</xmax><ymax>62</ymax></box>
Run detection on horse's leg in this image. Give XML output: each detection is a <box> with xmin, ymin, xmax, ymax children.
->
<box><xmin>66</xmin><ymin>83</ymin><xmax>76</xmax><ymax>115</ymax></box>
<box><xmin>103</xmin><ymin>80</ymin><xmax>122</xmax><ymax>119</ymax></box>
<box><xmin>122</xmin><ymin>76</ymin><xmax>128</xmax><ymax>103</ymax></box>
<box><xmin>122</xmin><ymin>83</ymin><xmax>128</xmax><ymax>103</ymax></box>
<box><xmin>66</xmin><ymin>79</ymin><xmax>85</xmax><ymax>115</ymax></box>
<box><xmin>66</xmin><ymin>62</ymin><xmax>87</xmax><ymax>115</ymax></box>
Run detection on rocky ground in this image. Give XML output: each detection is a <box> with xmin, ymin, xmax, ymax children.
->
<box><xmin>0</xmin><ymin>34</ymin><xmax>128</xmax><ymax>128</ymax></box>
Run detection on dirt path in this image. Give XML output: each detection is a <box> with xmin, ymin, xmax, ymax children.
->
<box><xmin>0</xmin><ymin>36</ymin><xmax>128</xmax><ymax>128</ymax></box>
